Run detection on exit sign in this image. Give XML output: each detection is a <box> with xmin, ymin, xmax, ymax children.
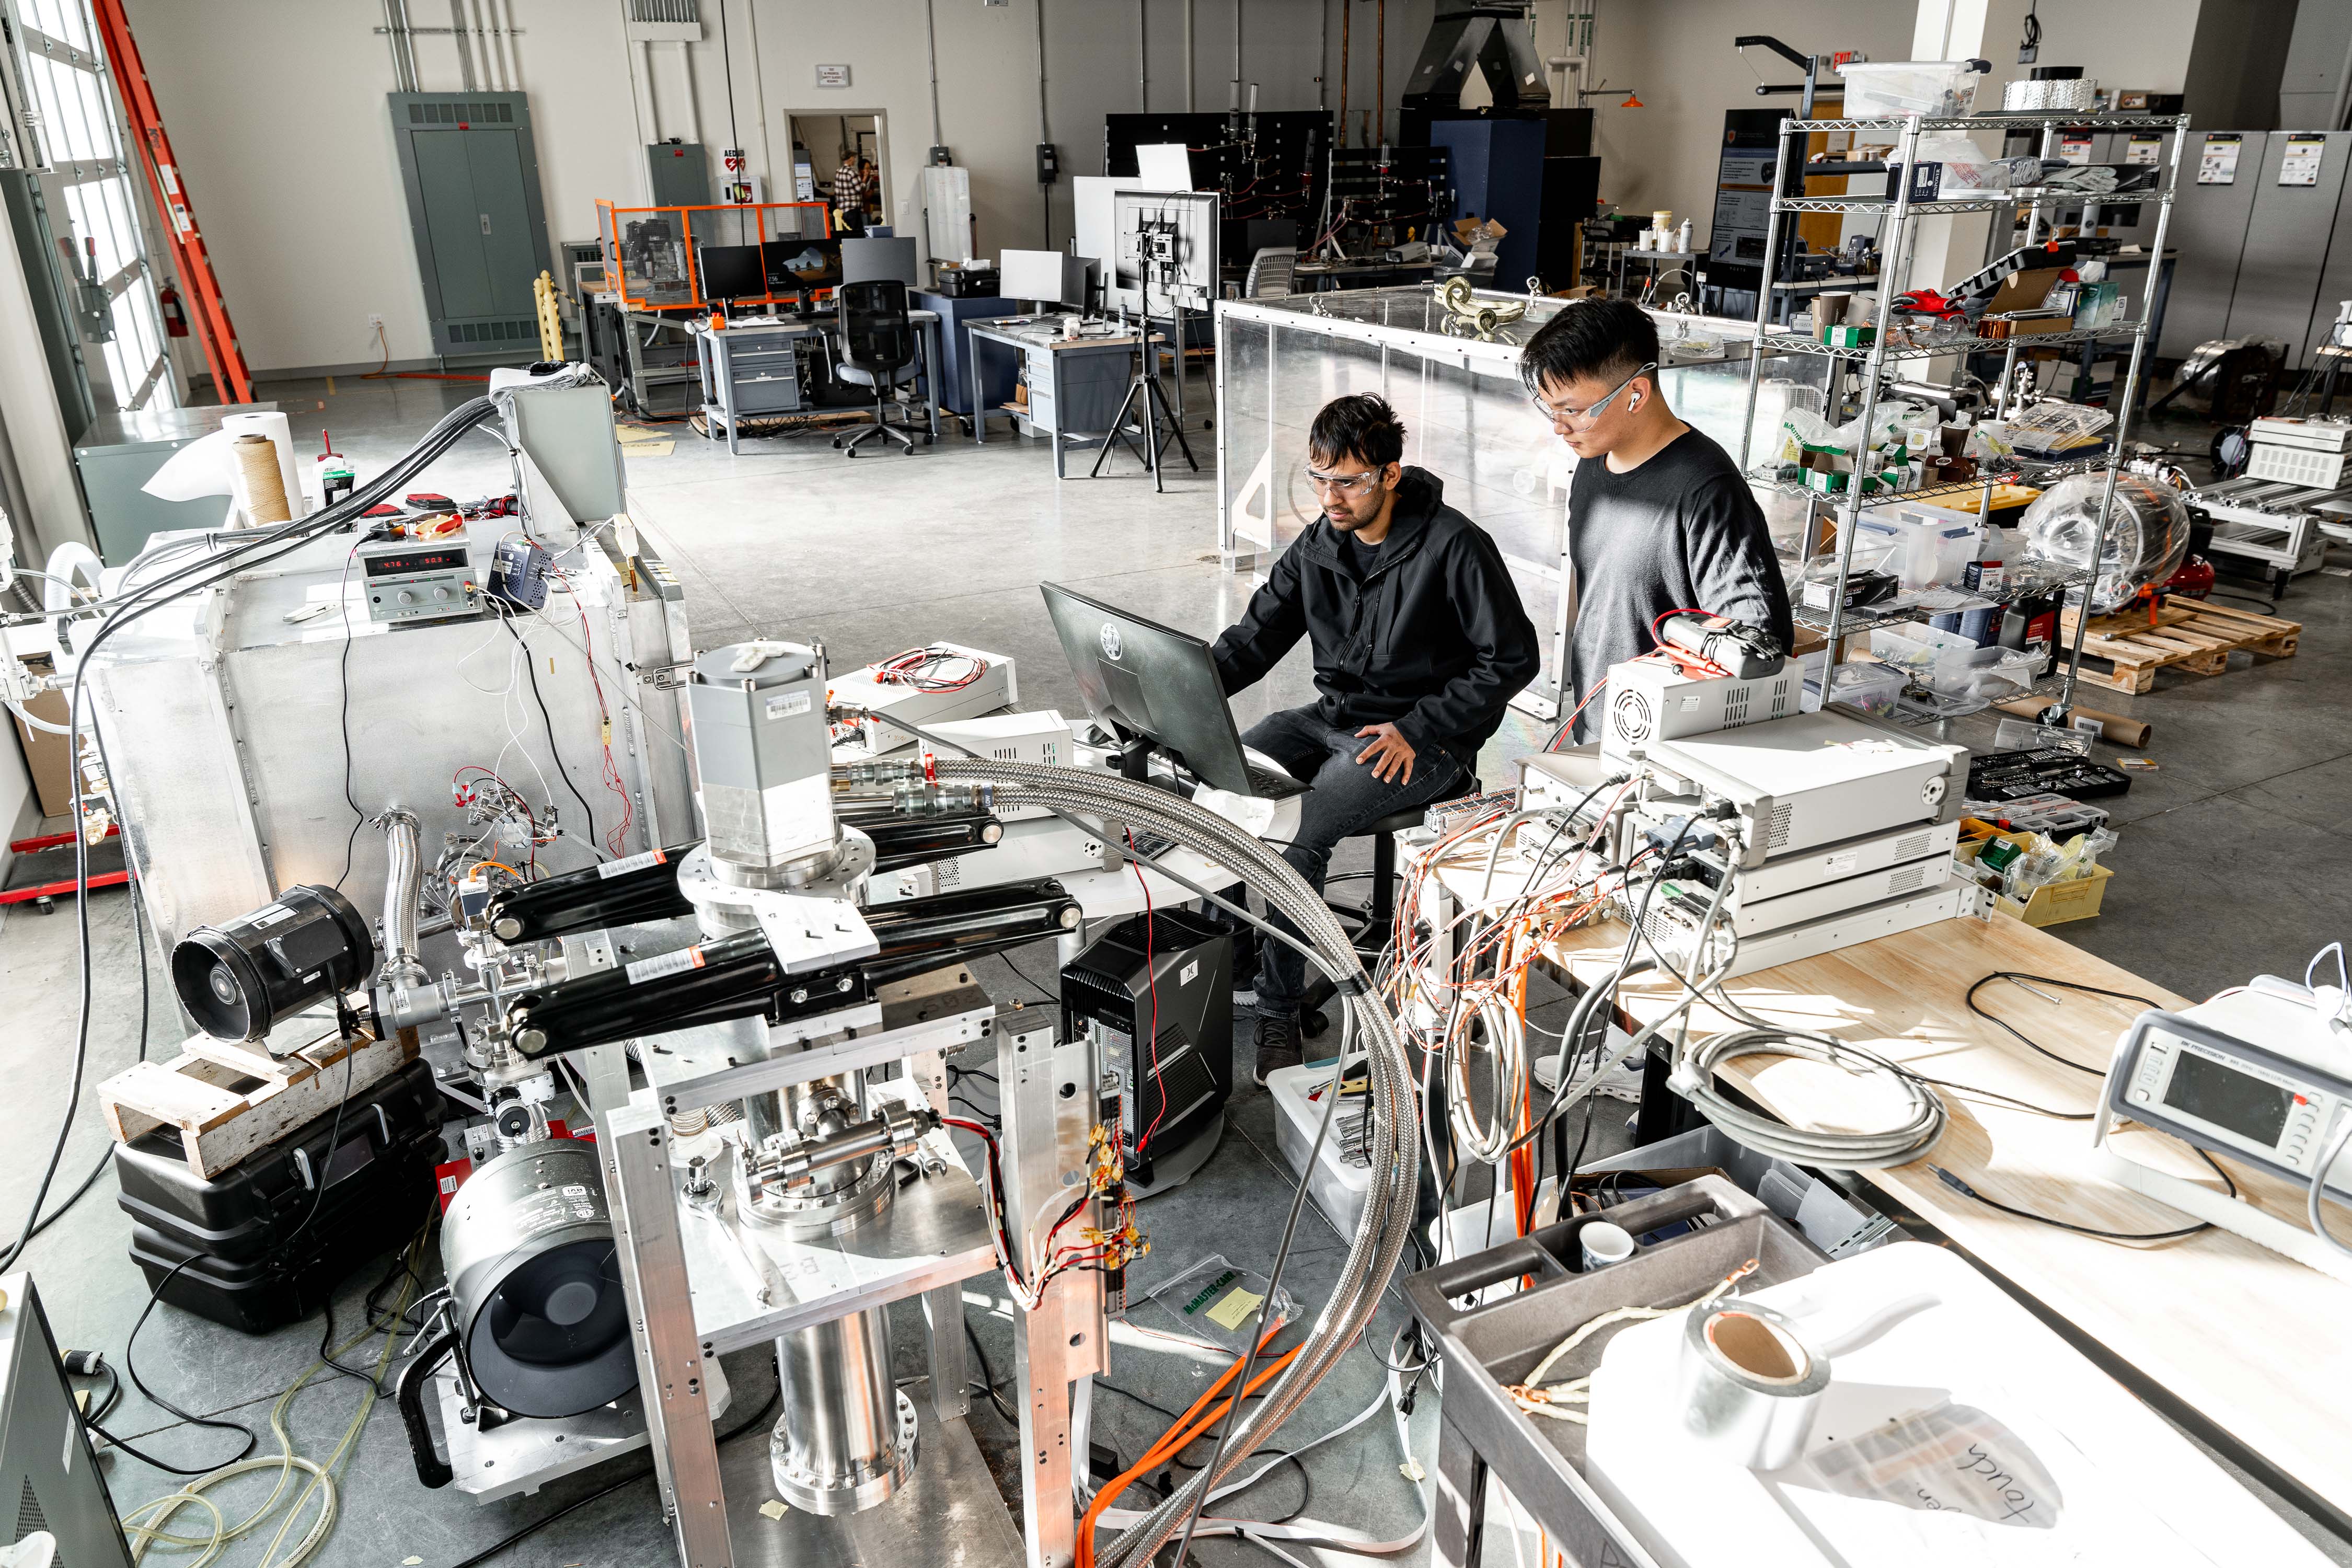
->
<box><xmin>815</xmin><ymin>63</ymin><xmax>851</xmax><ymax>89</ymax></box>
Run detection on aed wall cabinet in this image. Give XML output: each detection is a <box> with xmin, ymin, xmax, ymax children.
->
<box><xmin>389</xmin><ymin>93</ymin><xmax>557</xmax><ymax>356</ymax></box>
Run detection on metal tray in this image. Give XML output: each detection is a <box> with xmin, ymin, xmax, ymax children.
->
<box><xmin>1405</xmin><ymin>1175</ymin><xmax>1828</xmax><ymax>1568</ymax></box>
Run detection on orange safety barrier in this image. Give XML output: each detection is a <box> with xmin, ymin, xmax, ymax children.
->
<box><xmin>594</xmin><ymin>199</ymin><xmax>836</xmax><ymax>313</ymax></box>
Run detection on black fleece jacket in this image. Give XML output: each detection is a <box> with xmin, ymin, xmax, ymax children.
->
<box><xmin>1210</xmin><ymin>466</ymin><xmax>1541</xmax><ymax>766</ymax></box>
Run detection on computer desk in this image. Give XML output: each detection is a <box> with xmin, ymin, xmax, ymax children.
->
<box><xmin>1411</xmin><ymin>837</ymin><xmax>2352</xmax><ymax>1540</ymax></box>
<box><xmin>965</xmin><ymin>316</ymin><xmax>1170</xmax><ymax>479</ymax></box>
<box><xmin>688</xmin><ymin>307</ymin><xmax>945</xmax><ymax>455</ymax></box>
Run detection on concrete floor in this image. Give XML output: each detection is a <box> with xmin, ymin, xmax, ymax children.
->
<box><xmin>3</xmin><ymin>366</ymin><xmax>2348</xmax><ymax>1565</ymax></box>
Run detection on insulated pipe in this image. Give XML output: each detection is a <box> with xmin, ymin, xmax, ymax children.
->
<box><xmin>1375</xmin><ymin>0</ymin><xmax>1385</xmax><ymax>146</ymax></box>
<box><xmin>378</xmin><ymin>810</ymin><xmax>426</xmax><ymax>986</ymax></box>
<box><xmin>1230</xmin><ymin>0</ymin><xmax>1240</xmax><ymax>110</ymax></box>
<box><xmin>1038</xmin><ymin>0</ymin><xmax>1053</xmax><ymax>245</ymax></box>
<box><xmin>1339</xmin><ymin>0</ymin><xmax>1351</xmax><ymax>147</ymax></box>
<box><xmin>1184</xmin><ymin>0</ymin><xmax>1195</xmax><ymax>111</ymax></box>
<box><xmin>448</xmin><ymin>0</ymin><xmax>477</xmax><ymax>90</ymax></box>
<box><xmin>925</xmin><ymin>0</ymin><xmax>944</xmax><ymax>151</ymax></box>
<box><xmin>679</xmin><ymin>40</ymin><xmax>702</xmax><ymax>145</ymax></box>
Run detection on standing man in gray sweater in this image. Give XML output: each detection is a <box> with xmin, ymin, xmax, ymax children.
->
<box><xmin>1520</xmin><ymin>299</ymin><xmax>1794</xmax><ymax>742</ymax></box>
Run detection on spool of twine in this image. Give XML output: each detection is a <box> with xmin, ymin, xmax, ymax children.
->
<box><xmin>233</xmin><ymin>433</ymin><xmax>291</xmax><ymax>524</ymax></box>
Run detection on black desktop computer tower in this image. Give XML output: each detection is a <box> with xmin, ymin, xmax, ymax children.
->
<box><xmin>1061</xmin><ymin>910</ymin><xmax>1231</xmax><ymax>1196</ymax></box>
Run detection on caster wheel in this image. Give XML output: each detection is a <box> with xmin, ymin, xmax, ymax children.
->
<box><xmin>847</xmin><ymin>449</ymin><xmax>859</xmax><ymax>458</ymax></box>
<box><xmin>831</xmin><ymin>438</ymin><xmax>842</xmax><ymax>448</ymax></box>
<box><xmin>32</xmin><ymin>896</ymin><xmax>55</xmax><ymax>916</ymax></box>
<box><xmin>903</xmin><ymin>446</ymin><xmax>917</xmax><ymax>456</ymax></box>
<box><xmin>1300</xmin><ymin>1010</ymin><xmax>1329</xmax><ymax>1039</ymax></box>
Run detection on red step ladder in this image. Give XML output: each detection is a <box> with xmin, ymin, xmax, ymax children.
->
<box><xmin>90</xmin><ymin>0</ymin><xmax>254</xmax><ymax>403</ymax></box>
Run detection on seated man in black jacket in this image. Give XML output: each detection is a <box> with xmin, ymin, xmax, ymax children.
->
<box><xmin>1213</xmin><ymin>394</ymin><xmax>1541</xmax><ymax>1081</ymax></box>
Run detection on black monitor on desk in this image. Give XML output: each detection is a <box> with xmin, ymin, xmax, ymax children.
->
<box><xmin>697</xmin><ymin>243</ymin><xmax>767</xmax><ymax>304</ymax></box>
<box><xmin>1040</xmin><ymin>582</ymin><xmax>1307</xmax><ymax>801</ymax></box>
<box><xmin>762</xmin><ymin>237</ymin><xmax>843</xmax><ymax>299</ymax></box>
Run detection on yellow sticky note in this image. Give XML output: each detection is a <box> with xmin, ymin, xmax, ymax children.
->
<box><xmin>1204</xmin><ymin>1286</ymin><xmax>1264</xmax><ymax>1333</ymax></box>
<box><xmin>758</xmin><ymin>1499</ymin><xmax>789</xmax><ymax>1520</ymax></box>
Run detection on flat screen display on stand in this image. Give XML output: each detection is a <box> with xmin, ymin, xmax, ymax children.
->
<box><xmin>999</xmin><ymin>248</ymin><xmax>1097</xmax><ymax>309</ymax></box>
<box><xmin>697</xmin><ymin>243</ymin><xmax>767</xmax><ymax>303</ymax></box>
<box><xmin>763</xmin><ymin>237</ymin><xmax>843</xmax><ymax>297</ymax></box>
<box><xmin>1108</xmin><ymin>189</ymin><xmax>1220</xmax><ymax>314</ymax></box>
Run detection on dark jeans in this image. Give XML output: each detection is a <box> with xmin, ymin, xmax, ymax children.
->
<box><xmin>1240</xmin><ymin>706</ymin><xmax>1468</xmax><ymax>1021</ymax></box>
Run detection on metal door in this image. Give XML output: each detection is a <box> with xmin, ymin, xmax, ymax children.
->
<box><xmin>390</xmin><ymin>92</ymin><xmax>555</xmax><ymax>355</ymax></box>
<box><xmin>2159</xmin><ymin>131</ymin><xmax>2267</xmax><ymax>361</ymax></box>
<box><xmin>2223</xmin><ymin>131</ymin><xmax>2351</xmax><ymax>369</ymax></box>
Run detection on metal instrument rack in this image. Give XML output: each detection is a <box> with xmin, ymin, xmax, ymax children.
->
<box><xmin>596</xmin><ymin>970</ymin><xmax>1102</xmax><ymax>1568</ymax></box>
<box><xmin>1737</xmin><ymin>111</ymin><xmax>2192</xmax><ymax>720</ymax></box>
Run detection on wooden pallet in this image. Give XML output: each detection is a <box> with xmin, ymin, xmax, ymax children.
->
<box><xmin>99</xmin><ymin>1022</ymin><xmax>416</xmax><ymax>1179</ymax></box>
<box><xmin>2056</xmin><ymin>601</ymin><xmax>2302</xmax><ymax>695</ymax></box>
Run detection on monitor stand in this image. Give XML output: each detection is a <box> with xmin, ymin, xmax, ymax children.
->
<box><xmin>1114</xmin><ymin>732</ymin><xmax>1154</xmax><ymax>783</ymax></box>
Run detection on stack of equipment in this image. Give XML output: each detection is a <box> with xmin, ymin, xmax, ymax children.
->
<box><xmin>114</xmin><ymin>1058</ymin><xmax>444</xmax><ymax>1333</ymax></box>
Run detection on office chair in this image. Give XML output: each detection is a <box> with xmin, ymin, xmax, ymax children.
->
<box><xmin>1243</xmin><ymin>245</ymin><xmax>1299</xmax><ymax>298</ymax></box>
<box><xmin>833</xmin><ymin>279</ymin><xmax>925</xmax><ymax>457</ymax></box>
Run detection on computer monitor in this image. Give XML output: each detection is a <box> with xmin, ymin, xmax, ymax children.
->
<box><xmin>1000</xmin><ymin>248</ymin><xmax>1098</xmax><ymax>308</ymax></box>
<box><xmin>697</xmin><ymin>243</ymin><xmax>767</xmax><ymax>303</ymax></box>
<box><xmin>842</xmin><ymin>236</ymin><xmax>919</xmax><ymax>287</ymax></box>
<box><xmin>1039</xmin><ymin>582</ymin><xmax>1306</xmax><ymax>800</ymax></box>
<box><xmin>762</xmin><ymin>237</ymin><xmax>842</xmax><ymax>295</ymax></box>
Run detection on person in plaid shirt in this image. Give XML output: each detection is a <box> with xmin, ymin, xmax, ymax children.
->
<box><xmin>833</xmin><ymin>154</ymin><xmax>874</xmax><ymax>235</ymax></box>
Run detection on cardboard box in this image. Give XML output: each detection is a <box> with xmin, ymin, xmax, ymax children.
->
<box><xmin>7</xmin><ymin>655</ymin><xmax>72</xmax><ymax>819</ymax></box>
<box><xmin>1956</xmin><ymin>827</ymin><xmax>2113</xmax><ymax>927</ymax></box>
<box><xmin>1996</xmin><ymin>310</ymin><xmax>2078</xmax><ymax>337</ymax></box>
<box><xmin>1981</xmin><ymin>265</ymin><xmax>2068</xmax><ymax>315</ymax></box>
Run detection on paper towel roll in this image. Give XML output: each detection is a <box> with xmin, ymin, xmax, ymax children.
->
<box><xmin>219</xmin><ymin>411</ymin><xmax>306</xmax><ymax>520</ymax></box>
<box><xmin>142</xmin><ymin>429</ymin><xmax>238</xmax><ymax>503</ymax></box>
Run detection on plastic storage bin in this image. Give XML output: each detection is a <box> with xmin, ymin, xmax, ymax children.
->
<box><xmin>1267</xmin><ymin>1059</ymin><xmax>1373</xmax><ymax>1241</ymax></box>
<box><xmin>1859</xmin><ymin>511</ymin><xmax>1982</xmax><ymax>591</ymax></box>
<box><xmin>1836</xmin><ymin>60</ymin><xmax>1986</xmax><ymax>120</ymax></box>
<box><xmin>1798</xmin><ymin>653</ymin><xmax>1905</xmax><ymax>716</ymax></box>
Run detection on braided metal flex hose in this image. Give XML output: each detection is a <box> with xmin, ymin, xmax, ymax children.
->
<box><xmin>931</xmin><ymin>759</ymin><xmax>1422</xmax><ymax>1568</ymax></box>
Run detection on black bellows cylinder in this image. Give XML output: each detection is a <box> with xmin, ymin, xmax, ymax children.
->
<box><xmin>170</xmin><ymin>884</ymin><xmax>374</xmax><ymax>1042</ymax></box>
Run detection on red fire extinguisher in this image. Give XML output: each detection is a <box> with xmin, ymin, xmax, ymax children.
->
<box><xmin>158</xmin><ymin>284</ymin><xmax>188</xmax><ymax>338</ymax></box>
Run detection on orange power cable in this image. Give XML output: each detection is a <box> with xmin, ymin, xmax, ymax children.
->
<box><xmin>1076</xmin><ymin>1329</ymin><xmax>1299</xmax><ymax>1568</ymax></box>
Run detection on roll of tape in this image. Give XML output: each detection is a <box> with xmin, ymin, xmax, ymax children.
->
<box><xmin>1675</xmin><ymin>1299</ymin><xmax>1831</xmax><ymax>1470</ymax></box>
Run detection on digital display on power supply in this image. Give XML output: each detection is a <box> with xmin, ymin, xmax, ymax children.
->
<box><xmin>362</xmin><ymin>547</ymin><xmax>470</xmax><ymax>578</ymax></box>
<box><xmin>2163</xmin><ymin>1050</ymin><xmax>2293</xmax><ymax>1147</ymax></box>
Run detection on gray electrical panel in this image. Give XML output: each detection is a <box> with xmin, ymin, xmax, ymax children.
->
<box><xmin>389</xmin><ymin>93</ymin><xmax>556</xmax><ymax>356</ymax></box>
<box><xmin>646</xmin><ymin>142</ymin><xmax>712</xmax><ymax>207</ymax></box>
<box><xmin>2222</xmin><ymin>130</ymin><xmax>2352</xmax><ymax>370</ymax></box>
<box><xmin>2159</xmin><ymin>130</ymin><xmax>2268</xmax><ymax>361</ymax></box>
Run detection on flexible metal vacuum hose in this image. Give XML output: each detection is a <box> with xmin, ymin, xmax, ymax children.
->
<box><xmin>378</xmin><ymin>809</ymin><xmax>427</xmax><ymax>986</ymax></box>
<box><xmin>930</xmin><ymin>758</ymin><xmax>1420</xmax><ymax>1568</ymax></box>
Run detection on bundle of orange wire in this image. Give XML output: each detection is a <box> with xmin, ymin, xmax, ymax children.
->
<box><xmin>1076</xmin><ymin>1324</ymin><xmax>1300</xmax><ymax>1568</ymax></box>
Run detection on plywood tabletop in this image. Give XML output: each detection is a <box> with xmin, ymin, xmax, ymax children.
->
<box><xmin>1463</xmin><ymin>886</ymin><xmax>2352</xmax><ymax>1523</ymax></box>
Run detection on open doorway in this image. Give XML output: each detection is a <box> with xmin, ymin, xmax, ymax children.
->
<box><xmin>787</xmin><ymin>112</ymin><xmax>887</xmax><ymax>237</ymax></box>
